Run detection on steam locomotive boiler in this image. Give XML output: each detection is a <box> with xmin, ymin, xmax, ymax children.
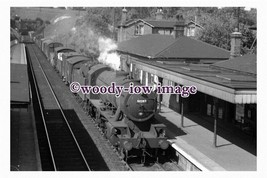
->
<box><xmin>85</xmin><ymin>64</ymin><xmax>169</xmax><ymax>162</ymax></box>
<box><xmin>35</xmin><ymin>35</ymin><xmax>169</xmax><ymax>162</ymax></box>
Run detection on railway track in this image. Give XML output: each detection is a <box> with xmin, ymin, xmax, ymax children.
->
<box><xmin>128</xmin><ymin>162</ymin><xmax>164</xmax><ymax>171</ymax></box>
<box><xmin>27</xmin><ymin>42</ymin><xmax>182</xmax><ymax>171</ymax></box>
<box><xmin>71</xmin><ymin>76</ymin><xmax>184</xmax><ymax>171</ymax></box>
<box><xmin>27</xmin><ymin>44</ymin><xmax>109</xmax><ymax>171</ymax></box>
<box><xmin>127</xmin><ymin>158</ymin><xmax>181</xmax><ymax>171</ymax></box>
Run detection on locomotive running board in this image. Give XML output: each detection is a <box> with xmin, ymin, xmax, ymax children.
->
<box><xmin>90</xmin><ymin>99</ymin><xmax>116</xmax><ymax>120</ymax></box>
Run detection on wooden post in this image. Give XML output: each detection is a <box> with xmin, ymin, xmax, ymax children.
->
<box><xmin>181</xmin><ymin>97</ymin><xmax>184</xmax><ymax>128</ymax></box>
<box><xmin>213</xmin><ymin>98</ymin><xmax>219</xmax><ymax>148</ymax></box>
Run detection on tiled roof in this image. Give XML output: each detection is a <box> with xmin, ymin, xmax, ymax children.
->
<box><xmin>117</xmin><ymin>34</ymin><xmax>230</xmax><ymax>59</ymax></box>
<box><xmin>156</xmin><ymin>36</ymin><xmax>230</xmax><ymax>59</ymax></box>
<box><xmin>211</xmin><ymin>54</ymin><xmax>257</xmax><ymax>75</ymax></box>
<box><xmin>117</xmin><ymin>34</ymin><xmax>176</xmax><ymax>58</ymax></box>
<box><xmin>145</xmin><ymin>20</ymin><xmax>176</xmax><ymax>28</ymax></box>
<box><xmin>145</xmin><ymin>19</ymin><xmax>203</xmax><ymax>29</ymax></box>
<box><xmin>120</xmin><ymin>19</ymin><xmax>202</xmax><ymax>29</ymax></box>
<box><xmin>119</xmin><ymin>19</ymin><xmax>175</xmax><ymax>28</ymax></box>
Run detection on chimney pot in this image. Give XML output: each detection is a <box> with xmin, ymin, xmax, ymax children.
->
<box><xmin>230</xmin><ymin>28</ymin><xmax>242</xmax><ymax>59</ymax></box>
<box><xmin>119</xmin><ymin>8</ymin><xmax>127</xmax><ymax>42</ymax></box>
<box><xmin>173</xmin><ymin>14</ymin><xmax>185</xmax><ymax>39</ymax></box>
<box><xmin>156</xmin><ymin>8</ymin><xmax>163</xmax><ymax>20</ymax></box>
<box><xmin>121</xmin><ymin>8</ymin><xmax>127</xmax><ymax>25</ymax></box>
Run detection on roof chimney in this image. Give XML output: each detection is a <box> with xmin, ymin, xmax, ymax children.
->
<box><xmin>121</xmin><ymin>8</ymin><xmax>127</xmax><ymax>25</ymax></box>
<box><xmin>173</xmin><ymin>14</ymin><xmax>185</xmax><ymax>39</ymax></box>
<box><xmin>230</xmin><ymin>28</ymin><xmax>242</xmax><ymax>59</ymax></box>
<box><xmin>156</xmin><ymin>8</ymin><xmax>163</xmax><ymax>20</ymax></box>
<box><xmin>119</xmin><ymin>8</ymin><xmax>127</xmax><ymax>42</ymax></box>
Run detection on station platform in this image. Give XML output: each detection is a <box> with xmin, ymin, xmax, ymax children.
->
<box><xmin>155</xmin><ymin>105</ymin><xmax>257</xmax><ymax>171</ymax></box>
<box><xmin>10</xmin><ymin>104</ymin><xmax>42</xmax><ymax>171</ymax></box>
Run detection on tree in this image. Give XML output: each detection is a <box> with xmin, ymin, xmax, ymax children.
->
<box><xmin>83</xmin><ymin>7</ymin><xmax>113</xmax><ymax>37</ymax></box>
<box><xmin>52</xmin><ymin>7</ymin><xmax>256</xmax><ymax>56</ymax></box>
<box><xmin>196</xmin><ymin>7</ymin><xmax>256</xmax><ymax>54</ymax></box>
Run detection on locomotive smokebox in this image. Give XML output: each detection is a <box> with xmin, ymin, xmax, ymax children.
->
<box><xmin>96</xmin><ymin>69</ymin><xmax>157</xmax><ymax>122</ymax></box>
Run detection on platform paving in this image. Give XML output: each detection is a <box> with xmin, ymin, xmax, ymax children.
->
<box><xmin>10</xmin><ymin>105</ymin><xmax>42</xmax><ymax>171</ymax></box>
<box><xmin>156</xmin><ymin>105</ymin><xmax>256</xmax><ymax>171</ymax></box>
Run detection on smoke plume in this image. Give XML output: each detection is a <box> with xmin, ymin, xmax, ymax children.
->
<box><xmin>98</xmin><ymin>37</ymin><xmax>121</xmax><ymax>71</ymax></box>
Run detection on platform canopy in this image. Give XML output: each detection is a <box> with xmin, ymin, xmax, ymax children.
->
<box><xmin>10</xmin><ymin>43</ymin><xmax>27</xmax><ymax>64</ymax></box>
<box><xmin>132</xmin><ymin>55</ymin><xmax>256</xmax><ymax>104</ymax></box>
<box><xmin>11</xmin><ymin>64</ymin><xmax>30</xmax><ymax>104</ymax></box>
<box><xmin>10</xmin><ymin>43</ymin><xmax>30</xmax><ymax>105</ymax></box>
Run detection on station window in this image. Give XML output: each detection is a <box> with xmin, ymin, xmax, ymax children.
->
<box><xmin>218</xmin><ymin>108</ymin><xmax>223</xmax><ymax>119</ymax></box>
<box><xmin>235</xmin><ymin>104</ymin><xmax>245</xmax><ymax>124</ymax></box>
<box><xmin>135</xmin><ymin>24</ymin><xmax>144</xmax><ymax>35</ymax></box>
<box><xmin>248</xmin><ymin>109</ymin><xmax>251</xmax><ymax>118</ymax></box>
<box><xmin>187</xmin><ymin>27</ymin><xmax>195</xmax><ymax>36</ymax></box>
<box><xmin>158</xmin><ymin>30</ymin><xmax>164</xmax><ymax>35</ymax></box>
<box><xmin>207</xmin><ymin>104</ymin><xmax>212</xmax><ymax>116</ymax></box>
<box><xmin>164</xmin><ymin>30</ymin><xmax>171</xmax><ymax>35</ymax></box>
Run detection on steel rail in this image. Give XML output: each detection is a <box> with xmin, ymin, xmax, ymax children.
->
<box><xmin>27</xmin><ymin>45</ymin><xmax>57</xmax><ymax>171</ymax></box>
<box><xmin>30</xmin><ymin>44</ymin><xmax>91</xmax><ymax>171</ymax></box>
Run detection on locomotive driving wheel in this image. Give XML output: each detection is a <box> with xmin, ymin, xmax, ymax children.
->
<box><xmin>124</xmin><ymin>149</ymin><xmax>129</xmax><ymax>162</ymax></box>
<box><xmin>99</xmin><ymin>117</ymin><xmax>106</xmax><ymax>134</ymax></box>
<box><xmin>84</xmin><ymin>101</ymin><xmax>89</xmax><ymax>115</ymax></box>
<box><xmin>95</xmin><ymin>110</ymin><xmax>101</xmax><ymax>124</ymax></box>
<box><xmin>155</xmin><ymin>148</ymin><xmax>159</xmax><ymax>163</ymax></box>
<box><xmin>88</xmin><ymin>104</ymin><xmax>93</xmax><ymax>116</ymax></box>
<box><xmin>119</xmin><ymin>147</ymin><xmax>125</xmax><ymax>159</ymax></box>
<box><xmin>141</xmin><ymin>149</ymin><xmax>146</xmax><ymax>164</ymax></box>
<box><xmin>119</xmin><ymin>148</ymin><xmax>129</xmax><ymax>162</ymax></box>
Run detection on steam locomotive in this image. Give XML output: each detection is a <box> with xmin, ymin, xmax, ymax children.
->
<box><xmin>35</xmin><ymin>37</ymin><xmax>169</xmax><ymax>162</ymax></box>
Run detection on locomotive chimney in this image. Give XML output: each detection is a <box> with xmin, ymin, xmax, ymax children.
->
<box><xmin>230</xmin><ymin>28</ymin><xmax>242</xmax><ymax>59</ymax></box>
<box><xmin>156</xmin><ymin>8</ymin><xmax>163</xmax><ymax>20</ymax></box>
<box><xmin>173</xmin><ymin>14</ymin><xmax>185</xmax><ymax>39</ymax></box>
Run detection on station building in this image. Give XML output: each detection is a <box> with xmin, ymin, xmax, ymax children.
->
<box><xmin>117</xmin><ymin>8</ymin><xmax>204</xmax><ymax>42</ymax></box>
<box><xmin>117</xmin><ymin>14</ymin><xmax>257</xmax><ymax>147</ymax></box>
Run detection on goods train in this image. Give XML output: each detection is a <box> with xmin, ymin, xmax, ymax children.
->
<box><xmin>33</xmin><ymin>36</ymin><xmax>169</xmax><ymax>162</ymax></box>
